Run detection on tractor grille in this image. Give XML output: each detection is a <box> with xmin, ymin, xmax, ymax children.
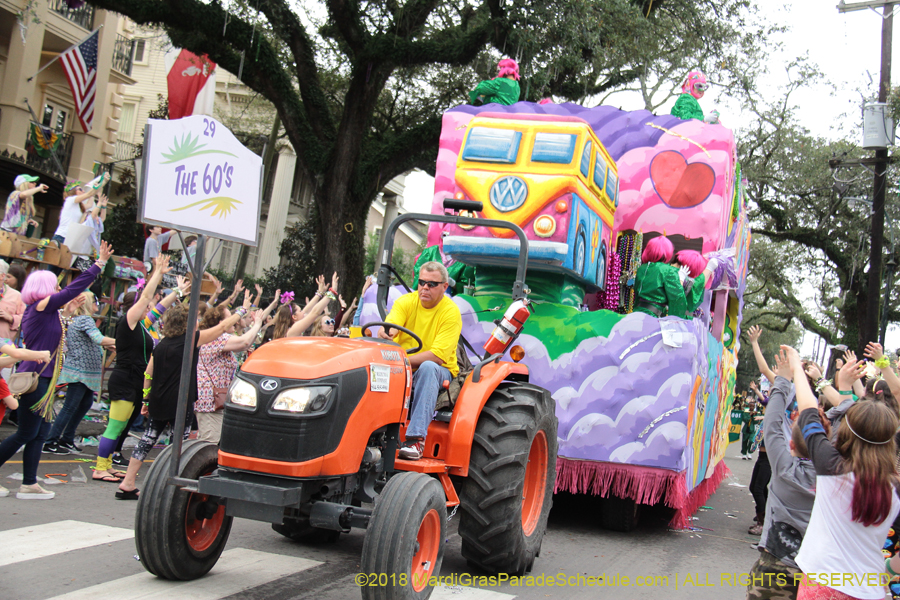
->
<box><xmin>220</xmin><ymin>368</ymin><xmax>368</xmax><ymax>463</ymax></box>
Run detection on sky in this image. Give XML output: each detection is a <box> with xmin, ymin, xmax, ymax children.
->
<box><xmin>402</xmin><ymin>0</ymin><xmax>900</xmax><ymax>357</ymax></box>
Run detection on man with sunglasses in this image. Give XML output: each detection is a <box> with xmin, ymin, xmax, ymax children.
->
<box><xmin>378</xmin><ymin>262</ymin><xmax>462</xmax><ymax>460</ymax></box>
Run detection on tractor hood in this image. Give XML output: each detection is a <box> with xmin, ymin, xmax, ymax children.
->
<box><xmin>242</xmin><ymin>337</ymin><xmax>408</xmax><ymax>380</ymax></box>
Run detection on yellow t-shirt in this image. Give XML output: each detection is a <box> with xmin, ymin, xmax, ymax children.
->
<box><xmin>384</xmin><ymin>291</ymin><xmax>462</xmax><ymax>377</ymax></box>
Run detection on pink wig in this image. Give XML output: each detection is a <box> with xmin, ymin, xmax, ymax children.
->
<box><xmin>538</xmin><ymin>97</ymin><xmax>554</xmax><ymax>105</ymax></box>
<box><xmin>676</xmin><ymin>250</ymin><xmax>708</xmax><ymax>278</ymax></box>
<box><xmin>641</xmin><ymin>235</ymin><xmax>674</xmax><ymax>264</ymax></box>
<box><xmin>497</xmin><ymin>58</ymin><xmax>520</xmax><ymax>81</ymax></box>
<box><xmin>22</xmin><ymin>270</ymin><xmax>58</xmax><ymax>305</ymax></box>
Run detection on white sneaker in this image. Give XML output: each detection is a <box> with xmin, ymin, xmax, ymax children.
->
<box><xmin>0</xmin><ymin>484</ymin><xmax>8</xmax><ymax>497</ymax></box>
<box><xmin>17</xmin><ymin>483</ymin><xmax>54</xmax><ymax>500</ymax></box>
<box><xmin>398</xmin><ymin>440</ymin><xmax>424</xmax><ymax>461</ymax></box>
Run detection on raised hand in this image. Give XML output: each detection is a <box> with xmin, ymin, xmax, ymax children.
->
<box><xmin>63</xmin><ymin>295</ymin><xmax>86</xmax><ymax>317</ymax></box>
<box><xmin>339</xmin><ymin>294</ymin><xmax>347</xmax><ymax>310</ymax></box>
<box><xmin>842</xmin><ymin>348</ymin><xmax>857</xmax><ymax>365</ymax></box>
<box><xmin>804</xmin><ymin>362</ymin><xmax>823</xmax><ymax>381</ymax></box>
<box><xmin>864</xmin><ymin>342</ymin><xmax>884</xmax><ymax>361</ymax></box>
<box><xmin>774</xmin><ymin>349</ymin><xmax>792</xmax><ymax>380</ymax></box>
<box><xmin>316</xmin><ymin>275</ymin><xmax>327</xmax><ymax>295</ymax></box>
<box><xmin>153</xmin><ymin>253</ymin><xmax>172</xmax><ymax>276</ymax></box>
<box><xmin>780</xmin><ymin>345</ymin><xmax>802</xmax><ymax>371</ymax></box>
<box><xmin>242</xmin><ymin>289</ymin><xmax>252</xmax><ymax>311</ymax></box>
<box><xmin>176</xmin><ymin>275</ymin><xmax>191</xmax><ymax>295</ymax></box>
<box><xmin>98</xmin><ymin>240</ymin><xmax>114</xmax><ymax>263</ymax></box>
<box><xmin>234</xmin><ymin>279</ymin><xmax>245</xmax><ymax>295</ymax></box>
<box><xmin>748</xmin><ymin>325</ymin><xmax>762</xmax><ymax>344</ymax></box>
<box><xmin>331</xmin><ymin>271</ymin><xmax>339</xmax><ymax>292</ymax></box>
<box><xmin>837</xmin><ymin>357</ymin><xmax>866</xmax><ymax>390</ymax></box>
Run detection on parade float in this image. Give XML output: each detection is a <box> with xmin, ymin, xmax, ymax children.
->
<box><xmin>364</xmin><ymin>100</ymin><xmax>749</xmax><ymax>530</ymax></box>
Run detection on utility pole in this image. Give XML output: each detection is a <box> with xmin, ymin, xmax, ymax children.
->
<box><xmin>837</xmin><ymin>0</ymin><xmax>895</xmax><ymax>345</ymax></box>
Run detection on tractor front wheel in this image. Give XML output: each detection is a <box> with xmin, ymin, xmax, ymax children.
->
<box><xmin>360</xmin><ymin>472</ymin><xmax>446</xmax><ymax>600</ymax></box>
<box><xmin>458</xmin><ymin>382</ymin><xmax>558</xmax><ymax>575</ymax></box>
<box><xmin>135</xmin><ymin>440</ymin><xmax>232</xmax><ymax>580</ymax></box>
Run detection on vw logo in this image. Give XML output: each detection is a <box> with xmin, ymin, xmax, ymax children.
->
<box><xmin>490</xmin><ymin>176</ymin><xmax>528</xmax><ymax>212</ymax></box>
<box><xmin>260</xmin><ymin>379</ymin><xmax>279</xmax><ymax>392</ymax></box>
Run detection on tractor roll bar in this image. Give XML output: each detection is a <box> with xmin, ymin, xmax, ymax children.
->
<box><xmin>376</xmin><ymin>199</ymin><xmax>530</xmax><ymax>319</ymax></box>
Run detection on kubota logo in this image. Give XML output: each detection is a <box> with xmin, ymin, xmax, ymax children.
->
<box><xmin>260</xmin><ymin>379</ymin><xmax>278</xmax><ymax>391</ymax></box>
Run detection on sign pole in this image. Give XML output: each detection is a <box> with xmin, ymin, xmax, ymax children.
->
<box><xmin>168</xmin><ymin>234</ymin><xmax>206</xmax><ymax>481</ymax></box>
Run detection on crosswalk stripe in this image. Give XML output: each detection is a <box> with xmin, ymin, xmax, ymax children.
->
<box><xmin>432</xmin><ymin>584</ymin><xmax>516</xmax><ymax>598</ymax></box>
<box><xmin>45</xmin><ymin>548</ymin><xmax>321</xmax><ymax>600</ymax></box>
<box><xmin>0</xmin><ymin>520</ymin><xmax>133</xmax><ymax>567</ymax></box>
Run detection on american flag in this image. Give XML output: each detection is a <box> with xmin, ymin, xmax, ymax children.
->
<box><xmin>59</xmin><ymin>29</ymin><xmax>99</xmax><ymax>133</ymax></box>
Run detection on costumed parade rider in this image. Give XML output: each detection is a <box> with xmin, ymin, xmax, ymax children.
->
<box><xmin>470</xmin><ymin>58</ymin><xmax>521</xmax><ymax>106</ymax></box>
<box><xmin>634</xmin><ymin>236</ymin><xmax>720</xmax><ymax>319</ymax></box>
<box><xmin>670</xmin><ymin>70</ymin><xmax>719</xmax><ymax>124</ymax></box>
<box><xmin>378</xmin><ymin>261</ymin><xmax>462</xmax><ymax>461</ymax></box>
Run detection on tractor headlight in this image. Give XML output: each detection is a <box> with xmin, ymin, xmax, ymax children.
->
<box><xmin>271</xmin><ymin>386</ymin><xmax>333</xmax><ymax>414</ymax></box>
<box><xmin>229</xmin><ymin>379</ymin><xmax>258</xmax><ymax>408</ymax></box>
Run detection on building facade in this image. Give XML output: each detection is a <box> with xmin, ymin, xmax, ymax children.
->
<box><xmin>0</xmin><ymin>0</ymin><xmax>135</xmax><ymax>236</ymax></box>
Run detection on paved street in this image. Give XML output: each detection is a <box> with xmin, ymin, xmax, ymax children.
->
<box><xmin>1</xmin><ymin>436</ymin><xmax>762</xmax><ymax>600</ymax></box>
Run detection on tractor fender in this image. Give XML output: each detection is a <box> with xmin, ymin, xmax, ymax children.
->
<box><xmin>444</xmin><ymin>360</ymin><xmax>529</xmax><ymax>476</ymax></box>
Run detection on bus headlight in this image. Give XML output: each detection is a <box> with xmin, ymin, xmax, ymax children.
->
<box><xmin>230</xmin><ymin>379</ymin><xmax>258</xmax><ymax>408</ymax></box>
<box><xmin>272</xmin><ymin>386</ymin><xmax>333</xmax><ymax>413</ymax></box>
<box><xmin>533</xmin><ymin>215</ymin><xmax>557</xmax><ymax>238</ymax></box>
<box><xmin>458</xmin><ymin>210</ymin><xmax>477</xmax><ymax>230</ymax></box>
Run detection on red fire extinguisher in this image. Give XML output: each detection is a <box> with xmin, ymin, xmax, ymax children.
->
<box><xmin>483</xmin><ymin>299</ymin><xmax>531</xmax><ymax>356</ymax></box>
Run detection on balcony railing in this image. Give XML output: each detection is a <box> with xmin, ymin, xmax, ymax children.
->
<box><xmin>24</xmin><ymin>122</ymin><xmax>74</xmax><ymax>182</ymax></box>
<box><xmin>112</xmin><ymin>35</ymin><xmax>136</xmax><ymax>77</ymax></box>
<box><xmin>48</xmin><ymin>0</ymin><xmax>95</xmax><ymax>30</ymax></box>
<box><xmin>113</xmin><ymin>139</ymin><xmax>140</xmax><ymax>162</ymax></box>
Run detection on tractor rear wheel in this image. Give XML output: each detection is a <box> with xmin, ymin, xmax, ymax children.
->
<box><xmin>135</xmin><ymin>440</ymin><xmax>232</xmax><ymax>580</ymax></box>
<box><xmin>360</xmin><ymin>472</ymin><xmax>446</xmax><ymax>600</ymax></box>
<box><xmin>458</xmin><ymin>382</ymin><xmax>557</xmax><ymax>575</ymax></box>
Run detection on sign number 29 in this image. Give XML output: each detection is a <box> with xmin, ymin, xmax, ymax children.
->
<box><xmin>203</xmin><ymin>118</ymin><xmax>216</xmax><ymax>138</ymax></box>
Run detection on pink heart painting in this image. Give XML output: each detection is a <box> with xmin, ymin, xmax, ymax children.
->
<box><xmin>649</xmin><ymin>150</ymin><xmax>716</xmax><ymax>208</ymax></box>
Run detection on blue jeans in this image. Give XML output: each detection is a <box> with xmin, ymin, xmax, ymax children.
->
<box><xmin>47</xmin><ymin>382</ymin><xmax>94</xmax><ymax>446</ymax></box>
<box><xmin>407</xmin><ymin>362</ymin><xmax>451</xmax><ymax>440</ymax></box>
<box><xmin>0</xmin><ymin>377</ymin><xmax>51</xmax><ymax>485</ymax></box>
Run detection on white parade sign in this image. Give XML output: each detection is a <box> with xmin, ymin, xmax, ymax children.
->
<box><xmin>138</xmin><ymin>115</ymin><xmax>262</xmax><ymax>246</ymax></box>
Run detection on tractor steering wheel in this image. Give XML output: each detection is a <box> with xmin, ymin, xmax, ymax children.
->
<box><xmin>360</xmin><ymin>321</ymin><xmax>423</xmax><ymax>355</ymax></box>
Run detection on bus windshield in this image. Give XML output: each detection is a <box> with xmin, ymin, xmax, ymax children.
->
<box><xmin>461</xmin><ymin>127</ymin><xmax>522</xmax><ymax>163</ymax></box>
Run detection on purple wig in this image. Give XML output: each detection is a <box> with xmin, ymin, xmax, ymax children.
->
<box><xmin>642</xmin><ymin>235</ymin><xmax>674</xmax><ymax>264</ymax></box>
<box><xmin>497</xmin><ymin>58</ymin><xmax>520</xmax><ymax>81</ymax></box>
<box><xmin>22</xmin><ymin>271</ymin><xmax>58</xmax><ymax>305</ymax></box>
<box><xmin>676</xmin><ymin>249</ymin><xmax>708</xmax><ymax>278</ymax></box>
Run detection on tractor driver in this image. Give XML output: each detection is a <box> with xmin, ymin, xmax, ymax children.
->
<box><xmin>378</xmin><ymin>261</ymin><xmax>462</xmax><ymax>460</ymax></box>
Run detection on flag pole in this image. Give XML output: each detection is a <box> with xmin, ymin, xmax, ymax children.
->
<box><xmin>26</xmin><ymin>25</ymin><xmax>103</xmax><ymax>82</ymax></box>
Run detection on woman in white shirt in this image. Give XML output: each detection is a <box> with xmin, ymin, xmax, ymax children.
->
<box><xmin>786</xmin><ymin>345</ymin><xmax>900</xmax><ymax>600</ymax></box>
<box><xmin>52</xmin><ymin>181</ymin><xmax>98</xmax><ymax>244</ymax></box>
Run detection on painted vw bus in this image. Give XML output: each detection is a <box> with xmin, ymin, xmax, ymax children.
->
<box><xmin>442</xmin><ymin>113</ymin><xmax>618</xmax><ymax>290</ymax></box>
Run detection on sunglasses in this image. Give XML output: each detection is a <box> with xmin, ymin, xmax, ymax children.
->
<box><xmin>694</xmin><ymin>83</ymin><xmax>709</xmax><ymax>92</ymax></box>
<box><xmin>324</xmin><ymin>318</ymin><xmax>335</xmax><ymax>325</ymax></box>
<box><xmin>418</xmin><ymin>280</ymin><xmax>444</xmax><ymax>289</ymax></box>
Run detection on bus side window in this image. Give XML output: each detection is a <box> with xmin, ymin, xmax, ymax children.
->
<box><xmin>531</xmin><ymin>133</ymin><xmax>577</xmax><ymax>164</ymax></box>
<box><xmin>606</xmin><ymin>168</ymin><xmax>618</xmax><ymax>206</ymax></box>
<box><xmin>594</xmin><ymin>153</ymin><xmax>607</xmax><ymax>190</ymax></box>
<box><xmin>580</xmin><ymin>141</ymin><xmax>592</xmax><ymax>178</ymax></box>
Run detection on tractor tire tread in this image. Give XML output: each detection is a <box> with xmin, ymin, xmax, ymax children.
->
<box><xmin>458</xmin><ymin>382</ymin><xmax>557</xmax><ymax>576</ymax></box>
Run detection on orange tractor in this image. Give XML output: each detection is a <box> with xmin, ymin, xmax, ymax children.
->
<box><xmin>133</xmin><ymin>199</ymin><xmax>558</xmax><ymax>599</ymax></box>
